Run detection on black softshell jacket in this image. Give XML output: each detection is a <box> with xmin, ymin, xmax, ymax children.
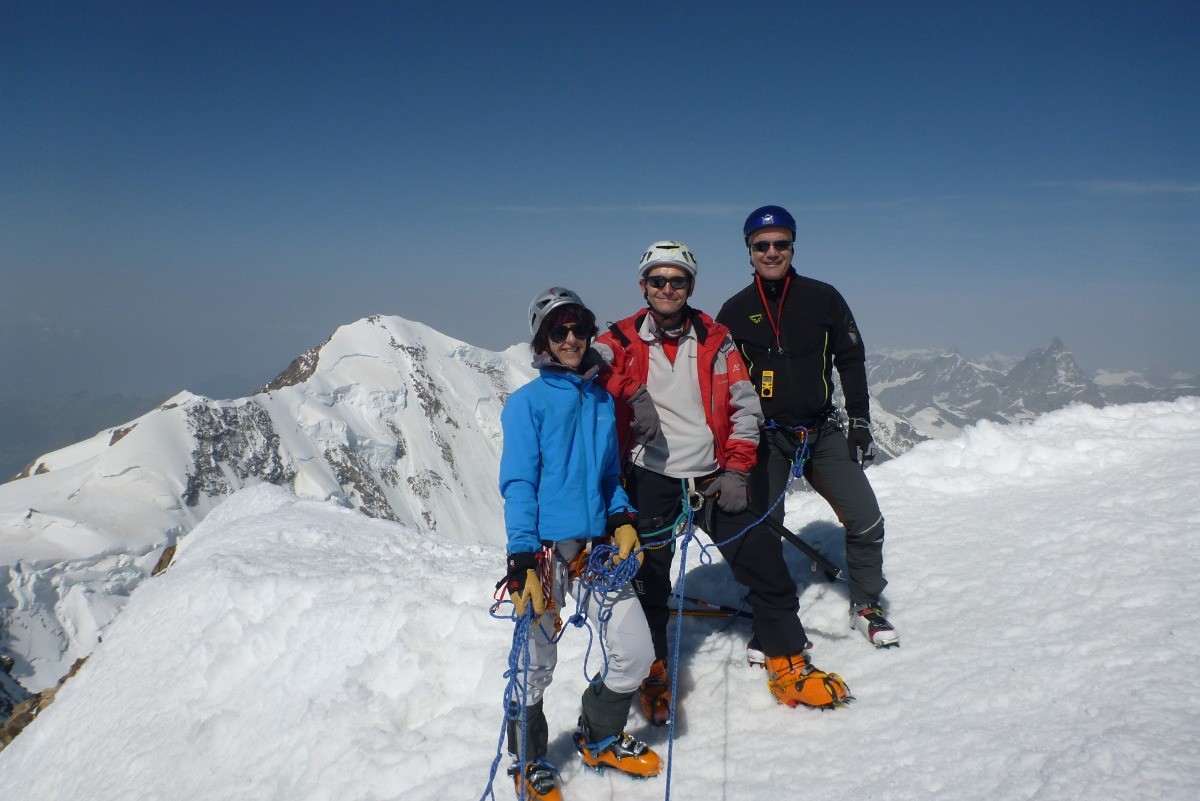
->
<box><xmin>716</xmin><ymin>268</ymin><xmax>870</xmax><ymax>426</ymax></box>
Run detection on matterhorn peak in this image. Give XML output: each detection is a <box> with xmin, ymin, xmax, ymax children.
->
<box><xmin>1002</xmin><ymin>337</ymin><xmax>1104</xmax><ymax>418</ymax></box>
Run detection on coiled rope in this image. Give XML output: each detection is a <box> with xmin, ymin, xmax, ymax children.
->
<box><xmin>481</xmin><ymin>431</ymin><xmax>815</xmax><ymax>801</ymax></box>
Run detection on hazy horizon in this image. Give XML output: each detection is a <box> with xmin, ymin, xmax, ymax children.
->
<box><xmin>2</xmin><ymin>325</ymin><xmax>1193</xmax><ymax>486</ymax></box>
<box><xmin>4</xmin><ymin>2</ymin><xmax>1197</xmax><ymax>400</ymax></box>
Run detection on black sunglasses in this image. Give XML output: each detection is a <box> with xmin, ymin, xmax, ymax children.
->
<box><xmin>750</xmin><ymin>240</ymin><xmax>793</xmax><ymax>254</ymax></box>
<box><xmin>547</xmin><ymin>323</ymin><xmax>597</xmax><ymax>344</ymax></box>
<box><xmin>644</xmin><ymin>275</ymin><xmax>692</xmax><ymax>290</ymax></box>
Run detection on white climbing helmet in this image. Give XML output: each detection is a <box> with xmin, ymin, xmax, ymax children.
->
<box><xmin>638</xmin><ymin>240</ymin><xmax>698</xmax><ymax>279</ymax></box>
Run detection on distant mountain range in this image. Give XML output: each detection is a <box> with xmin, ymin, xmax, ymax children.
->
<box><xmin>1</xmin><ymin>317</ymin><xmax>1196</xmax><ymax>715</ymax></box>
<box><xmin>4</xmin><ymin>338</ymin><xmax>1195</xmax><ymax>483</ymax></box>
<box><xmin>861</xmin><ymin>339</ymin><xmax>1196</xmax><ymax>460</ymax></box>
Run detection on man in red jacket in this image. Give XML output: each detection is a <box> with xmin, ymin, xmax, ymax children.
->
<box><xmin>595</xmin><ymin>241</ymin><xmax>849</xmax><ymax>722</ymax></box>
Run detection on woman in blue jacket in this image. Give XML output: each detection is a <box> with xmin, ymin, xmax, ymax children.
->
<box><xmin>499</xmin><ymin>287</ymin><xmax>660</xmax><ymax>801</ymax></box>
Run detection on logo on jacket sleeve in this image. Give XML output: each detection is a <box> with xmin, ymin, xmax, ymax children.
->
<box><xmin>749</xmin><ymin>314</ymin><xmax>763</xmax><ymax>324</ymax></box>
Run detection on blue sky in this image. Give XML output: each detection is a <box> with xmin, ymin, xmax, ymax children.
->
<box><xmin>3</xmin><ymin>1</ymin><xmax>1197</xmax><ymax>399</ymax></box>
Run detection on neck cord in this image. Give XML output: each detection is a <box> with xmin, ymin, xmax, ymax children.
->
<box><xmin>754</xmin><ymin>274</ymin><xmax>791</xmax><ymax>352</ymax></box>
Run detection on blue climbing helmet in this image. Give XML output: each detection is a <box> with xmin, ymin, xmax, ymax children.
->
<box><xmin>743</xmin><ymin>205</ymin><xmax>797</xmax><ymax>243</ymax></box>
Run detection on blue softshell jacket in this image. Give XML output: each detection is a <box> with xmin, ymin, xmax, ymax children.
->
<box><xmin>499</xmin><ymin>364</ymin><xmax>633</xmax><ymax>555</ymax></box>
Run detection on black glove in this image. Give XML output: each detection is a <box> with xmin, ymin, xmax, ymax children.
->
<box><xmin>504</xmin><ymin>552</ymin><xmax>545</xmax><ymax>617</ymax></box>
<box><xmin>702</xmin><ymin>469</ymin><xmax>749</xmax><ymax>513</ymax></box>
<box><xmin>847</xmin><ymin>418</ymin><xmax>876</xmax><ymax>466</ymax></box>
<box><xmin>628</xmin><ymin>384</ymin><xmax>662</xmax><ymax>442</ymax></box>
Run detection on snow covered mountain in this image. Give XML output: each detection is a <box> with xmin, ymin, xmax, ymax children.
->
<box><xmin>1093</xmin><ymin>366</ymin><xmax>1200</xmax><ymax>405</ymax></box>
<box><xmin>2</xmin><ymin>316</ymin><xmax>1193</xmax><ymax>719</ymax></box>
<box><xmin>867</xmin><ymin>338</ymin><xmax>1115</xmax><ymax>446</ymax></box>
<box><xmin>1</xmin><ymin>315</ymin><xmax>536</xmax><ymax>696</ymax></box>
<box><xmin>2</xmin><ymin>399</ymin><xmax>1198</xmax><ymax>800</ymax></box>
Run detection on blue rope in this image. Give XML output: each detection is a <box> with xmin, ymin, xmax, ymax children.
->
<box><xmin>662</xmin><ymin>497</ymin><xmax>696</xmax><ymax>801</ymax></box>
<box><xmin>572</xmin><ymin>542</ymin><xmax>643</xmax><ymax>686</ymax></box>
<box><xmin>694</xmin><ymin>440</ymin><xmax>809</xmax><ymax>558</ymax></box>
<box><xmin>479</xmin><ymin>606</ymin><xmax>534</xmax><ymax>801</ymax></box>
<box><xmin>482</xmin><ymin>433</ymin><xmax>815</xmax><ymax>801</ymax></box>
<box><xmin>658</xmin><ymin>438</ymin><xmax>813</xmax><ymax>801</ymax></box>
<box><xmin>480</xmin><ymin>540</ymin><xmax>645</xmax><ymax>800</ymax></box>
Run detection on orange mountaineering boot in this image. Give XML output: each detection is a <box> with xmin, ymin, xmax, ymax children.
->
<box><xmin>507</xmin><ymin>760</ymin><xmax>562</xmax><ymax>801</ymax></box>
<box><xmin>573</xmin><ymin>717</ymin><xmax>662</xmax><ymax>778</ymax></box>
<box><xmin>638</xmin><ymin>659</ymin><xmax>672</xmax><ymax>726</ymax></box>
<box><xmin>764</xmin><ymin>652</ymin><xmax>851</xmax><ymax>709</ymax></box>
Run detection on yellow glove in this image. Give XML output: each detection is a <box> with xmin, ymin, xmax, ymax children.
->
<box><xmin>506</xmin><ymin>553</ymin><xmax>546</xmax><ymax>617</ymax></box>
<box><xmin>612</xmin><ymin>524</ymin><xmax>643</xmax><ymax>567</ymax></box>
<box><xmin>512</xmin><ymin>569</ymin><xmax>546</xmax><ymax>617</ymax></box>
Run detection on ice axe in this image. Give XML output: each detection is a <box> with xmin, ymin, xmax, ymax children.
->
<box><xmin>669</xmin><ymin>594</ymin><xmax>754</xmax><ymax>620</ymax></box>
<box><xmin>695</xmin><ymin>488</ymin><xmax>844</xmax><ymax>582</ymax></box>
<box><xmin>755</xmin><ymin>513</ymin><xmax>845</xmax><ymax>582</ymax></box>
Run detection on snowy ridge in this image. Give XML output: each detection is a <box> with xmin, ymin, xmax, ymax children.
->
<box><xmin>1</xmin><ymin>315</ymin><xmax>536</xmax><ymax>691</ymax></box>
<box><xmin>0</xmin><ymin>398</ymin><xmax>1197</xmax><ymax>799</ymax></box>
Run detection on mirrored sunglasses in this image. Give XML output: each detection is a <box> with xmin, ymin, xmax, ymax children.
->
<box><xmin>644</xmin><ymin>275</ymin><xmax>692</xmax><ymax>290</ymax></box>
<box><xmin>750</xmin><ymin>240</ymin><xmax>794</xmax><ymax>254</ymax></box>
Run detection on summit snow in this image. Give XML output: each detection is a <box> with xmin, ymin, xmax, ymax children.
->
<box><xmin>0</xmin><ymin>398</ymin><xmax>1197</xmax><ymax>800</ymax></box>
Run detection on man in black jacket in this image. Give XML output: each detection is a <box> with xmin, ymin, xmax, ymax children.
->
<box><xmin>716</xmin><ymin>205</ymin><xmax>899</xmax><ymax>648</ymax></box>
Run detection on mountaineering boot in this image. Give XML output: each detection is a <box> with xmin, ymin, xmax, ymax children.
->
<box><xmin>507</xmin><ymin>760</ymin><xmax>562</xmax><ymax>801</ymax></box>
<box><xmin>638</xmin><ymin>659</ymin><xmax>671</xmax><ymax>726</ymax></box>
<box><xmin>851</xmin><ymin>603</ymin><xmax>900</xmax><ymax>647</ymax></box>
<box><xmin>764</xmin><ymin>652</ymin><xmax>851</xmax><ymax>709</ymax></box>
<box><xmin>573</xmin><ymin>717</ymin><xmax>663</xmax><ymax>778</ymax></box>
